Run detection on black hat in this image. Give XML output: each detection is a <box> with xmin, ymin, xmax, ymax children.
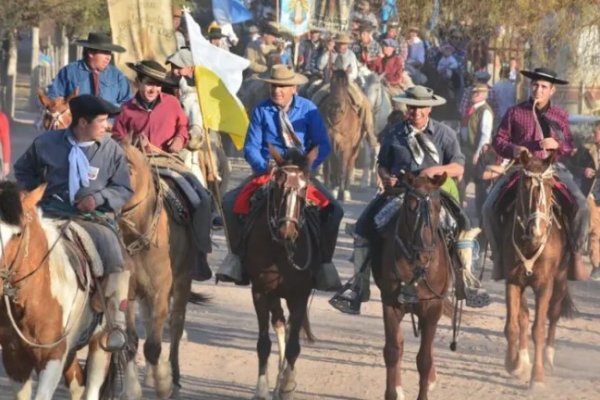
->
<box><xmin>69</xmin><ymin>95</ymin><xmax>121</xmax><ymax>119</ymax></box>
<box><xmin>262</xmin><ymin>22</ymin><xmax>280</xmax><ymax>37</ymax></box>
<box><xmin>520</xmin><ymin>67</ymin><xmax>568</xmax><ymax>85</ymax></box>
<box><xmin>208</xmin><ymin>27</ymin><xmax>225</xmax><ymax>40</ymax></box>
<box><xmin>126</xmin><ymin>60</ymin><xmax>179</xmax><ymax>86</ymax></box>
<box><xmin>74</xmin><ymin>32</ymin><xmax>126</xmax><ymax>53</ymax></box>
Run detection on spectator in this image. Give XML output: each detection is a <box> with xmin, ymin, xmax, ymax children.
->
<box><xmin>298</xmin><ymin>29</ymin><xmax>324</xmax><ymax>76</ymax></box>
<box><xmin>352</xmin><ymin>0</ymin><xmax>379</xmax><ymax>31</ymax></box>
<box><xmin>406</xmin><ymin>27</ymin><xmax>426</xmax><ymax>68</ymax></box>
<box><xmin>380</xmin><ymin>19</ymin><xmax>408</xmax><ymax>61</ymax></box>
<box><xmin>491</xmin><ymin>64</ymin><xmax>517</xmax><ymax>122</ymax></box>
<box><xmin>244</xmin><ymin>23</ymin><xmax>279</xmax><ymax>76</ymax></box>
<box><xmin>436</xmin><ymin>44</ymin><xmax>459</xmax><ymax>80</ymax></box>
<box><xmin>357</xmin><ymin>23</ymin><xmax>382</xmax><ymax>71</ymax></box>
<box><xmin>0</xmin><ymin>110</ymin><xmax>10</xmax><ymax>178</ymax></box>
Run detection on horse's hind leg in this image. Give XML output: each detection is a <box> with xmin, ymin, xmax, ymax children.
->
<box><xmin>416</xmin><ymin>302</ymin><xmax>442</xmax><ymax>400</ymax></box>
<box><xmin>271</xmin><ymin>299</ymin><xmax>287</xmax><ymax>371</ymax></box>
<box><xmin>545</xmin><ymin>273</ymin><xmax>569</xmax><ymax>371</ymax></box>
<box><xmin>382</xmin><ymin>304</ymin><xmax>405</xmax><ymax>400</ymax></box>
<box><xmin>169</xmin><ymin>270</ymin><xmax>192</xmax><ymax>392</ymax></box>
<box><xmin>530</xmin><ymin>283</ymin><xmax>554</xmax><ymax>390</ymax></box>
<box><xmin>123</xmin><ymin>299</ymin><xmax>143</xmax><ymax>399</ymax></box>
<box><xmin>252</xmin><ymin>289</ymin><xmax>273</xmax><ymax>400</ymax></box>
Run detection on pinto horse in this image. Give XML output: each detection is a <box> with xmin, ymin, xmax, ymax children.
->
<box><xmin>0</xmin><ymin>182</ymin><xmax>117</xmax><ymax>399</ymax></box>
<box><xmin>38</xmin><ymin>88</ymin><xmax>77</xmax><ymax>130</ymax></box>
<box><xmin>375</xmin><ymin>173</ymin><xmax>450</xmax><ymax>400</ymax></box>
<box><xmin>500</xmin><ymin>151</ymin><xmax>574</xmax><ymax>389</ymax></box>
<box><xmin>244</xmin><ymin>145</ymin><xmax>319</xmax><ymax>400</ymax></box>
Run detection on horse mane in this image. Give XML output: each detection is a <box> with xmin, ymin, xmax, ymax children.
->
<box><xmin>331</xmin><ymin>69</ymin><xmax>349</xmax><ymax>88</ymax></box>
<box><xmin>0</xmin><ymin>181</ymin><xmax>24</xmax><ymax>226</ymax></box>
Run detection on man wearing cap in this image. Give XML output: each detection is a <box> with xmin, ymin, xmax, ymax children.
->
<box><xmin>482</xmin><ymin>67</ymin><xmax>590</xmax><ymax>280</ymax></box>
<box><xmin>112</xmin><ymin>60</ymin><xmax>213</xmax><ymax>281</ymax></box>
<box><xmin>217</xmin><ymin>65</ymin><xmax>343</xmax><ymax>291</ymax></box>
<box><xmin>330</xmin><ymin>86</ymin><xmax>488</xmax><ymax>314</ymax></box>
<box><xmin>298</xmin><ymin>29</ymin><xmax>324</xmax><ymax>76</ymax></box>
<box><xmin>245</xmin><ymin>23</ymin><xmax>279</xmax><ymax>76</ymax></box>
<box><xmin>47</xmin><ymin>32</ymin><xmax>132</xmax><ymax>107</ymax></box>
<box><xmin>372</xmin><ymin>38</ymin><xmax>406</xmax><ymax>97</ymax></box>
<box><xmin>459</xmin><ymin>70</ymin><xmax>495</xmax><ymax>123</ymax></box>
<box><xmin>14</xmin><ymin>94</ymin><xmax>133</xmax><ymax>351</ymax></box>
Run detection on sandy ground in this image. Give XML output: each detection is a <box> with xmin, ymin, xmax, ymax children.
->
<box><xmin>0</xmin><ymin>123</ymin><xmax>599</xmax><ymax>399</ymax></box>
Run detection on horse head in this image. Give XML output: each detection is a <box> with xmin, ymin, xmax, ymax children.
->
<box><xmin>38</xmin><ymin>88</ymin><xmax>78</xmax><ymax>131</ymax></box>
<box><xmin>268</xmin><ymin>144</ymin><xmax>318</xmax><ymax>242</ymax></box>
<box><xmin>395</xmin><ymin>172</ymin><xmax>446</xmax><ymax>269</ymax></box>
<box><xmin>516</xmin><ymin>150</ymin><xmax>555</xmax><ymax>245</ymax></box>
<box><xmin>0</xmin><ymin>182</ymin><xmax>46</xmax><ymax>296</ymax></box>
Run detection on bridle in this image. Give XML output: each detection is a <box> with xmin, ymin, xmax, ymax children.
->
<box><xmin>266</xmin><ymin>165</ymin><xmax>313</xmax><ymax>271</ymax></box>
<box><xmin>512</xmin><ymin>165</ymin><xmax>556</xmax><ymax>275</ymax></box>
<box><xmin>43</xmin><ymin>107</ymin><xmax>71</xmax><ymax>130</ymax></box>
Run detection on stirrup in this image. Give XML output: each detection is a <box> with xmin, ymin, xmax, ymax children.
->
<box><xmin>465</xmin><ymin>287</ymin><xmax>491</xmax><ymax>308</ymax></box>
<box><xmin>101</xmin><ymin>326</ymin><xmax>127</xmax><ymax>352</ymax></box>
<box><xmin>329</xmin><ymin>281</ymin><xmax>363</xmax><ymax>315</ymax></box>
<box><xmin>397</xmin><ymin>284</ymin><xmax>419</xmax><ymax>305</ymax></box>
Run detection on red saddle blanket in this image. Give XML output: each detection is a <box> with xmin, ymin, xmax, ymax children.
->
<box><xmin>233</xmin><ymin>173</ymin><xmax>330</xmax><ymax>215</ymax></box>
<box><xmin>498</xmin><ymin>170</ymin><xmax>574</xmax><ymax>206</ymax></box>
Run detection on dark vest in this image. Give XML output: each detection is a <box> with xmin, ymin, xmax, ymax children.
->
<box><xmin>466</xmin><ymin>102</ymin><xmax>493</xmax><ymax>152</ymax></box>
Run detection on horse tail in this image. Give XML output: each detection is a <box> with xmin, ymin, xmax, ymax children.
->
<box><xmin>188</xmin><ymin>291</ymin><xmax>211</xmax><ymax>305</ymax></box>
<box><xmin>559</xmin><ymin>288</ymin><xmax>578</xmax><ymax>320</ymax></box>
<box><xmin>301</xmin><ymin>313</ymin><xmax>317</xmax><ymax>343</ymax></box>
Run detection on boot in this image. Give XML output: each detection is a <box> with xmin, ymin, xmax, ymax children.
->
<box><xmin>103</xmin><ymin>271</ymin><xmax>130</xmax><ymax>352</ymax></box>
<box><xmin>192</xmin><ymin>252</ymin><xmax>213</xmax><ymax>281</ymax></box>
<box><xmin>314</xmin><ymin>262</ymin><xmax>342</xmax><ymax>291</ymax></box>
<box><xmin>216</xmin><ymin>252</ymin><xmax>249</xmax><ymax>285</ymax></box>
<box><xmin>569</xmin><ymin>252</ymin><xmax>590</xmax><ymax>280</ymax></box>
<box><xmin>328</xmin><ymin>247</ymin><xmax>370</xmax><ymax>315</ymax></box>
<box><xmin>456</xmin><ymin>229</ymin><xmax>490</xmax><ymax>308</ymax></box>
<box><xmin>591</xmin><ymin>266</ymin><xmax>600</xmax><ymax>281</ymax></box>
<box><xmin>353</xmin><ymin>247</ymin><xmax>371</xmax><ymax>302</ymax></box>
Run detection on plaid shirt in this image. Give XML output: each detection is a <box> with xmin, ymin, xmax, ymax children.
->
<box><xmin>357</xmin><ymin>39</ymin><xmax>382</xmax><ymax>68</ymax></box>
<box><xmin>493</xmin><ymin>100</ymin><xmax>573</xmax><ymax>160</ymax></box>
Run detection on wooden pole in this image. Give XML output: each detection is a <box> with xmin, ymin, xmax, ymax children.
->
<box><xmin>276</xmin><ymin>0</ymin><xmax>280</xmax><ymax>24</ymax></box>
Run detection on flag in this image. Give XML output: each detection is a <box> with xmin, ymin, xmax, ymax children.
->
<box><xmin>310</xmin><ymin>0</ymin><xmax>354</xmax><ymax>33</ymax></box>
<box><xmin>280</xmin><ymin>0</ymin><xmax>314</xmax><ymax>37</ymax></box>
<box><xmin>184</xmin><ymin>10</ymin><xmax>250</xmax><ymax>150</ymax></box>
<box><xmin>212</xmin><ymin>0</ymin><xmax>253</xmax><ymax>25</ymax></box>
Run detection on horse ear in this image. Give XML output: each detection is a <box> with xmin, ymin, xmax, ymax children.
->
<box><xmin>22</xmin><ymin>184</ymin><xmax>47</xmax><ymax>210</ymax></box>
<box><xmin>66</xmin><ymin>87</ymin><xmax>79</xmax><ymax>102</ymax></box>
<box><xmin>305</xmin><ymin>146</ymin><xmax>319</xmax><ymax>170</ymax></box>
<box><xmin>518</xmin><ymin>148</ymin><xmax>531</xmax><ymax>166</ymax></box>
<box><xmin>268</xmin><ymin>144</ymin><xmax>285</xmax><ymax>166</ymax></box>
<box><xmin>430</xmin><ymin>172</ymin><xmax>447</xmax><ymax>187</ymax></box>
<box><xmin>38</xmin><ymin>89</ymin><xmax>51</xmax><ymax>107</ymax></box>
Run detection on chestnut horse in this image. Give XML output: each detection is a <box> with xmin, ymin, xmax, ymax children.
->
<box><xmin>375</xmin><ymin>173</ymin><xmax>450</xmax><ymax>400</ymax></box>
<box><xmin>244</xmin><ymin>145</ymin><xmax>318</xmax><ymax>400</ymax></box>
<box><xmin>0</xmin><ymin>182</ymin><xmax>117</xmax><ymax>399</ymax></box>
<box><xmin>499</xmin><ymin>152</ymin><xmax>574</xmax><ymax>389</ymax></box>
<box><xmin>38</xmin><ymin>88</ymin><xmax>78</xmax><ymax>131</ymax></box>
<box><xmin>319</xmin><ymin>69</ymin><xmax>369</xmax><ymax>201</ymax></box>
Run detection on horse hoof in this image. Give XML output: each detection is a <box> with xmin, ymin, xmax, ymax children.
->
<box><xmin>428</xmin><ymin>381</ymin><xmax>437</xmax><ymax>391</ymax></box>
<box><xmin>544</xmin><ymin>346</ymin><xmax>555</xmax><ymax>371</ymax></box>
<box><xmin>343</xmin><ymin>190</ymin><xmax>351</xmax><ymax>201</ymax></box>
<box><xmin>529</xmin><ymin>381</ymin><xmax>546</xmax><ymax>392</ymax></box>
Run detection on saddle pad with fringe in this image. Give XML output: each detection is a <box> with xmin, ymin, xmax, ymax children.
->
<box><xmin>159</xmin><ymin>178</ymin><xmax>191</xmax><ymax>225</ymax></box>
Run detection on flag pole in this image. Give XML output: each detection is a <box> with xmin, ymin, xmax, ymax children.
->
<box><xmin>276</xmin><ymin>0</ymin><xmax>280</xmax><ymax>24</ymax></box>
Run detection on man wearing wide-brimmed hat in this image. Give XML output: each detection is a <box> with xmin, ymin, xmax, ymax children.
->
<box><xmin>357</xmin><ymin>22</ymin><xmax>382</xmax><ymax>71</ymax></box>
<box><xmin>318</xmin><ymin>33</ymin><xmax>358</xmax><ymax>82</ymax></box>
<box><xmin>112</xmin><ymin>60</ymin><xmax>214</xmax><ymax>282</ymax></box>
<box><xmin>244</xmin><ymin>22</ymin><xmax>280</xmax><ymax>75</ymax></box>
<box><xmin>47</xmin><ymin>32</ymin><xmax>131</xmax><ymax>107</ymax></box>
<box><xmin>298</xmin><ymin>28</ymin><xmax>325</xmax><ymax>76</ymax></box>
<box><xmin>330</xmin><ymin>85</ymin><xmax>489</xmax><ymax>314</ymax></box>
<box><xmin>217</xmin><ymin>64</ymin><xmax>343</xmax><ymax>291</ymax></box>
<box><xmin>483</xmin><ymin>67</ymin><xmax>591</xmax><ymax>281</ymax></box>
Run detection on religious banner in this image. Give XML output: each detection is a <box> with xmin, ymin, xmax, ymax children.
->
<box><xmin>280</xmin><ymin>0</ymin><xmax>314</xmax><ymax>37</ymax></box>
<box><xmin>107</xmin><ymin>0</ymin><xmax>177</xmax><ymax>80</ymax></box>
<box><xmin>309</xmin><ymin>0</ymin><xmax>354</xmax><ymax>33</ymax></box>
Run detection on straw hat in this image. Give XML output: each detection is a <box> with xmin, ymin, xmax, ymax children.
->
<box><xmin>392</xmin><ymin>86</ymin><xmax>446</xmax><ymax>107</ymax></box>
<box><xmin>258</xmin><ymin>64</ymin><xmax>308</xmax><ymax>86</ymax></box>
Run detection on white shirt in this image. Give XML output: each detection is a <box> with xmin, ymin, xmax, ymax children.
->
<box><xmin>473</xmin><ymin>100</ymin><xmax>494</xmax><ymax>155</ymax></box>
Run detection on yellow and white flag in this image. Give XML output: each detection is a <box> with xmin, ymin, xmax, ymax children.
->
<box><xmin>184</xmin><ymin>10</ymin><xmax>250</xmax><ymax>150</ymax></box>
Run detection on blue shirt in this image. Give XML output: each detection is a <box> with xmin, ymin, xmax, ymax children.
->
<box><xmin>244</xmin><ymin>96</ymin><xmax>331</xmax><ymax>174</ymax></box>
<box><xmin>47</xmin><ymin>60</ymin><xmax>132</xmax><ymax>106</ymax></box>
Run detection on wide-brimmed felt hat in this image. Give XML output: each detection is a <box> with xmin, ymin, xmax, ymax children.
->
<box><xmin>335</xmin><ymin>33</ymin><xmax>353</xmax><ymax>44</ymax></box>
<box><xmin>520</xmin><ymin>67</ymin><xmax>568</xmax><ymax>85</ymax></box>
<box><xmin>69</xmin><ymin>94</ymin><xmax>121</xmax><ymax>118</ymax></box>
<box><xmin>392</xmin><ymin>86</ymin><xmax>446</xmax><ymax>107</ymax></box>
<box><xmin>208</xmin><ymin>27</ymin><xmax>225</xmax><ymax>39</ymax></box>
<box><xmin>127</xmin><ymin>60</ymin><xmax>179</xmax><ymax>86</ymax></box>
<box><xmin>74</xmin><ymin>32</ymin><xmax>126</xmax><ymax>53</ymax></box>
<box><xmin>258</xmin><ymin>64</ymin><xmax>308</xmax><ymax>86</ymax></box>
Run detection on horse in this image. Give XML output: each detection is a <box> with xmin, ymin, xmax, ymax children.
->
<box><xmin>318</xmin><ymin>69</ymin><xmax>368</xmax><ymax>201</ymax></box>
<box><xmin>37</xmin><ymin>88</ymin><xmax>78</xmax><ymax>131</ymax></box>
<box><xmin>244</xmin><ymin>145</ymin><xmax>318</xmax><ymax>400</ymax></box>
<box><xmin>117</xmin><ymin>141</ymin><xmax>192</xmax><ymax>399</ymax></box>
<box><xmin>499</xmin><ymin>151</ymin><xmax>575</xmax><ymax>390</ymax></box>
<box><xmin>0</xmin><ymin>182</ymin><xmax>118</xmax><ymax>399</ymax></box>
<box><xmin>374</xmin><ymin>173</ymin><xmax>450</xmax><ymax>400</ymax></box>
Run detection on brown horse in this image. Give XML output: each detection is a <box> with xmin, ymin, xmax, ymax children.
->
<box><xmin>375</xmin><ymin>173</ymin><xmax>450</xmax><ymax>400</ymax></box>
<box><xmin>117</xmin><ymin>142</ymin><xmax>203</xmax><ymax>398</ymax></box>
<box><xmin>38</xmin><ymin>88</ymin><xmax>78</xmax><ymax>130</ymax></box>
<box><xmin>319</xmin><ymin>69</ymin><xmax>368</xmax><ymax>201</ymax></box>
<box><xmin>0</xmin><ymin>182</ymin><xmax>118</xmax><ymax>399</ymax></box>
<box><xmin>244</xmin><ymin>145</ymin><xmax>318</xmax><ymax>400</ymax></box>
<box><xmin>500</xmin><ymin>152</ymin><xmax>574</xmax><ymax>390</ymax></box>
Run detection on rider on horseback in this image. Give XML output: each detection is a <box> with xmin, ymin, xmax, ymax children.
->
<box><xmin>217</xmin><ymin>64</ymin><xmax>343</xmax><ymax>290</ymax></box>
<box><xmin>331</xmin><ymin>86</ymin><xmax>489</xmax><ymax>314</ymax></box>
<box><xmin>482</xmin><ymin>67</ymin><xmax>591</xmax><ymax>281</ymax></box>
<box><xmin>14</xmin><ymin>95</ymin><xmax>133</xmax><ymax>351</ymax></box>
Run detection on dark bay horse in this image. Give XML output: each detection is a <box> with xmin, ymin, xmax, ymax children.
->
<box><xmin>319</xmin><ymin>69</ymin><xmax>369</xmax><ymax>201</ymax></box>
<box><xmin>244</xmin><ymin>145</ymin><xmax>318</xmax><ymax>400</ymax></box>
<box><xmin>500</xmin><ymin>152</ymin><xmax>574</xmax><ymax>389</ymax></box>
<box><xmin>375</xmin><ymin>173</ymin><xmax>450</xmax><ymax>400</ymax></box>
<box><xmin>0</xmin><ymin>183</ymin><xmax>117</xmax><ymax>399</ymax></box>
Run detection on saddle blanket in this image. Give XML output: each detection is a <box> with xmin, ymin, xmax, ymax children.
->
<box><xmin>498</xmin><ymin>170</ymin><xmax>574</xmax><ymax>205</ymax></box>
<box><xmin>233</xmin><ymin>173</ymin><xmax>330</xmax><ymax>215</ymax></box>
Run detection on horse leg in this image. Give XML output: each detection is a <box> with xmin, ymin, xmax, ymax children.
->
<box><xmin>169</xmin><ymin>270</ymin><xmax>193</xmax><ymax>392</ymax></box>
<box><xmin>81</xmin><ymin>337</ymin><xmax>111</xmax><ymax>400</ymax></box>
<box><xmin>252</xmin><ymin>289</ymin><xmax>273</xmax><ymax>400</ymax></box>
<box><xmin>530</xmin><ymin>283</ymin><xmax>554</xmax><ymax>390</ymax></box>
<box><xmin>271</xmin><ymin>299</ymin><xmax>287</xmax><ymax>371</ymax></box>
<box><xmin>545</xmin><ymin>274</ymin><xmax>569</xmax><ymax>370</ymax></box>
<box><xmin>33</xmin><ymin>356</ymin><xmax>69</xmax><ymax>400</ymax></box>
<box><xmin>123</xmin><ymin>299</ymin><xmax>143</xmax><ymax>400</ymax></box>
<box><xmin>4</xmin><ymin>349</ymin><xmax>34</xmax><ymax>400</ymax></box>
<box><xmin>359</xmin><ymin>141</ymin><xmax>370</xmax><ymax>188</ymax></box>
<box><xmin>517</xmin><ymin>292</ymin><xmax>531</xmax><ymax>378</ymax></box>
<box><xmin>382</xmin><ymin>304</ymin><xmax>405</xmax><ymax>400</ymax></box>
<box><xmin>504</xmin><ymin>283</ymin><xmax>525</xmax><ymax>378</ymax></box>
<box><xmin>416</xmin><ymin>302</ymin><xmax>442</xmax><ymax>400</ymax></box>
<box><xmin>63</xmin><ymin>355</ymin><xmax>85</xmax><ymax>400</ymax></box>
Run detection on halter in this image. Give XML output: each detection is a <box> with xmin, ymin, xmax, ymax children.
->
<box><xmin>512</xmin><ymin>165</ymin><xmax>556</xmax><ymax>275</ymax></box>
<box><xmin>43</xmin><ymin>107</ymin><xmax>71</xmax><ymax>130</ymax></box>
<box><xmin>266</xmin><ymin>165</ymin><xmax>313</xmax><ymax>271</ymax></box>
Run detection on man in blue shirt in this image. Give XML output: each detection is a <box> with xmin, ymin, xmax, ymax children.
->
<box><xmin>217</xmin><ymin>64</ymin><xmax>343</xmax><ymax>290</ymax></box>
<box><xmin>47</xmin><ymin>32</ymin><xmax>132</xmax><ymax>107</ymax></box>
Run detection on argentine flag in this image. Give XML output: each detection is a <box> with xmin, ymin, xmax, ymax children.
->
<box><xmin>212</xmin><ymin>0</ymin><xmax>253</xmax><ymax>25</ymax></box>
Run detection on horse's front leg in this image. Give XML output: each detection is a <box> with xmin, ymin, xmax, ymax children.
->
<box><xmin>504</xmin><ymin>282</ymin><xmax>524</xmax><ymax>377</ymax></box>
<box><xmin>252</xmin><ymin>289</ymin><xmax>273</xmax><ymax>400</ymax></box>
<box><xmin>517</xmin><ymin>291</ymin><xmax>531</xmax><ymax>376</ymax></box>
<box><xmin>270</xmin><ymin>299</ymin><xmax>287</xmax><ymax>371</ymax></box>
<box><xmin>530</xmin><ymin>283</ymin><xmax>554</xmax><ymax>390</ymax></box>
<box><xmin>545</xmin><ymin>272</ymin><xmax>569</xmax><ymax>370</ymax></box>
<box><xmin>382</xmin><ymin>303</ymin><xmax>405</xmax><ymax>400</ymax></box>
<box><xmin>416</xmin><ymin>301</ymin><xmax>442</xmax><ymax>400</ymax></box>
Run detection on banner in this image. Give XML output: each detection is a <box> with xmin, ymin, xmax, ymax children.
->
<box><xmin>280</xmin><ymin>0</ymin><xmax>314</xmax><ymax>37</ymax></box>
<box><xmin>309</xmin><ymin>0</ymin><xmax>354</xmax><ymax>33</ymax></box>
<box><xmin>212</xmin><ymin>0</ymin><xmax>253</xmax><ymax>25</ymax></box>
<box><xmin>107</xmin><ymin>0</ymin><xmax>176</xmax><ymax>80</ymax></box>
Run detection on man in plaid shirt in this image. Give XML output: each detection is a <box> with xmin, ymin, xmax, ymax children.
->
<box><xmin>482</xmin><ymin>67</ymin><xmax>590</xmax><ymax>281</ymax></box>
<box><xmin>355</xmin><ymin>23</ymin><xmax>382</xmax><ymax>71</ymax></box>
